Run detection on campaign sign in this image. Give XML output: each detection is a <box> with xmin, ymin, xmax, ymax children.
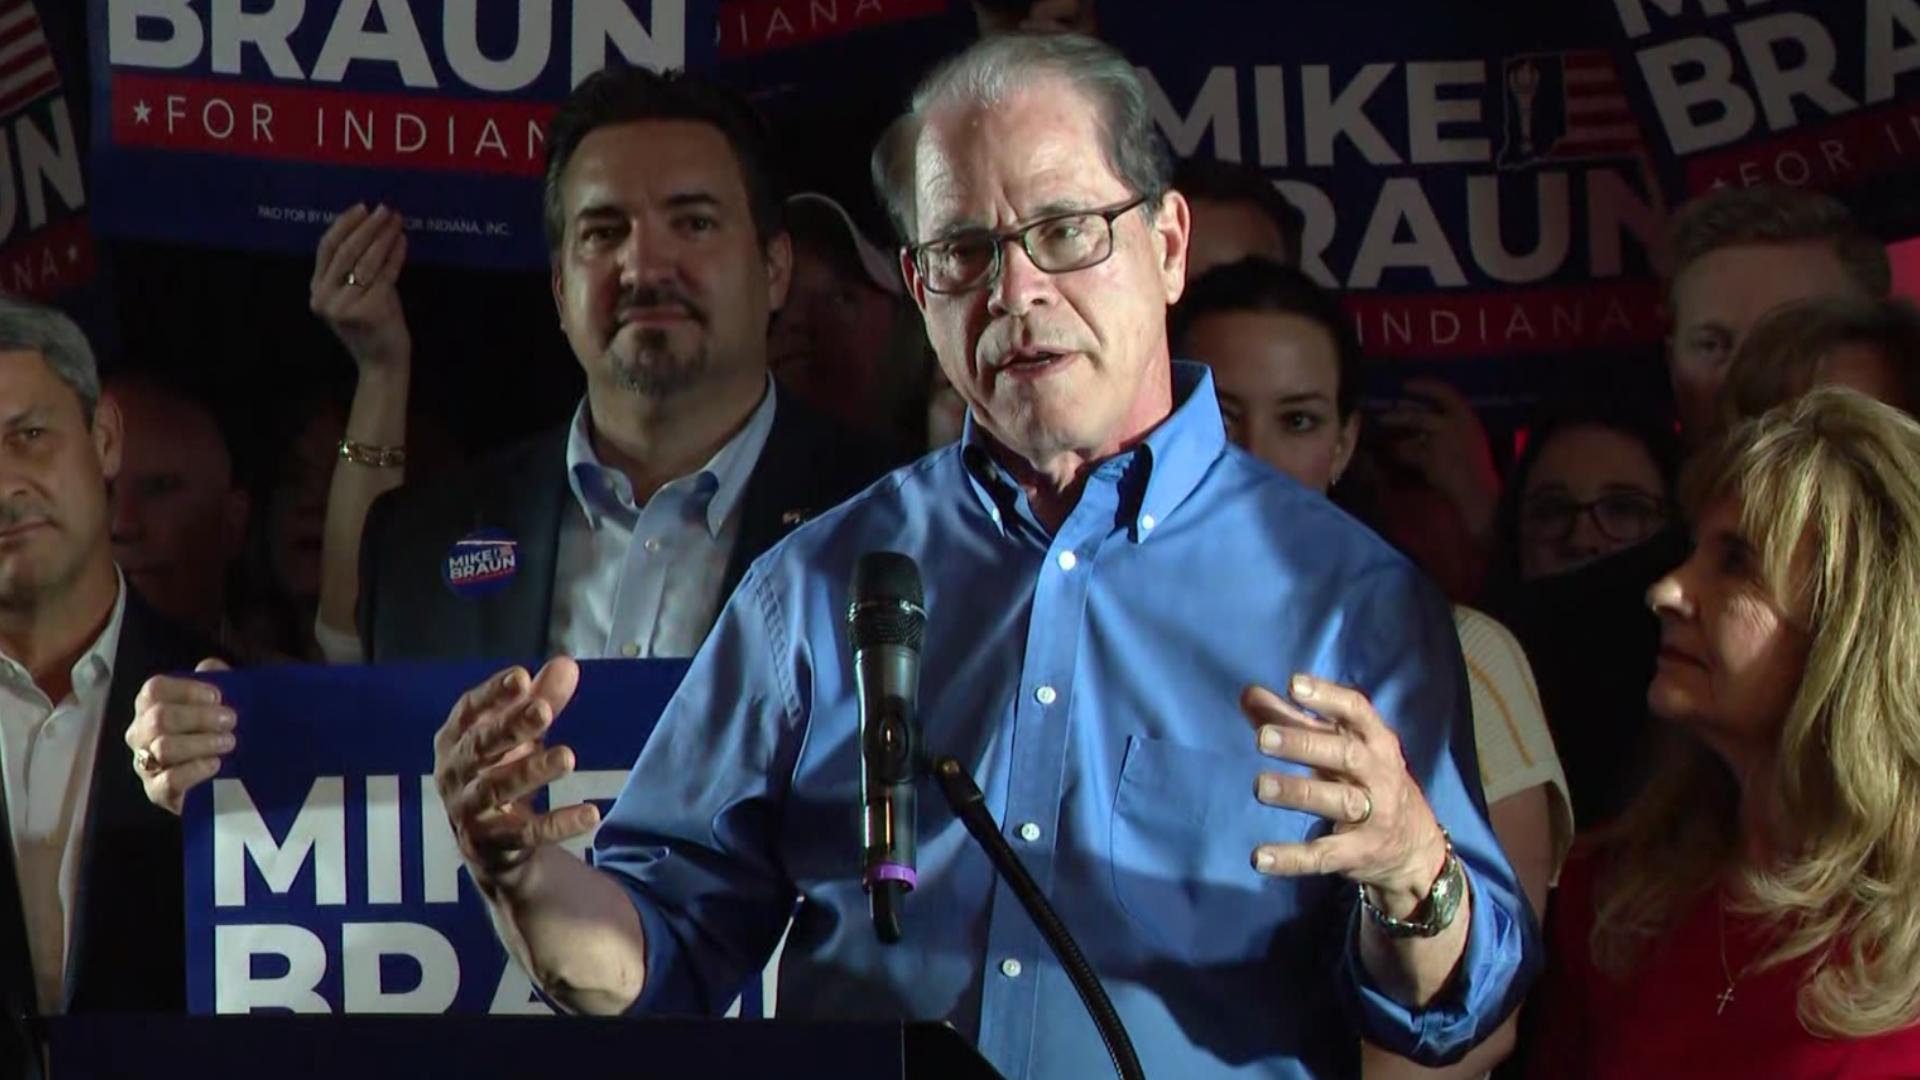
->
<box><xmin>0</xmin><ymin>0</ymin><xmax>96</xmax><ymax>299</ymax></box>
<box><xmin>183</xmin><ymin>658</ymin><xmax>688</xmax><ymax>1015</ymax></box>
<box><xmin>1603</xmin><ymin>0</ymin><xmax>1920</xmax><ymax>236</ymax></box>
<box><xmin>1101</xmin><ymin>0</ymin><xmax>1675</xmax><ymax>419</ymax></box>
<box><xmin>87</xmin><ymin>0</ymin><xmax>716</xmax><ymax>268</ymax></box>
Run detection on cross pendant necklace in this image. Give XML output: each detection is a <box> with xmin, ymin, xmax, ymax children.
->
<box><xmin>1715</xmin><ymin>898</ymin><xmax>1741</xmax><ymax>1017</ymax></box>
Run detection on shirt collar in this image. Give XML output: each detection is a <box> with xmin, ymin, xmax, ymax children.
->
<box><xmin>81</xmin><ymin>569</ymin><xmax>128</xmax><ymax>693</ymax></box>
<box><xmin>565</xmin><ymin>377</ymin><xmax>779</xmax><ymax>538</ymax></box>
<box><xmin>0</xmin><ymin>568</ymin><xmax>126</xmax><ymax>699</ymax></box>
<box><xmin>959</xmin><ymin>361</ymin><xmax>1227</xmax><ymax>543</ymax></box>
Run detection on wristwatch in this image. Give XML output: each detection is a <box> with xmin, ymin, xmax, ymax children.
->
<box><xmin>1359</xmin><ymin>832</ymin><xmax>1466</xmax><ymax>939</ymax></box>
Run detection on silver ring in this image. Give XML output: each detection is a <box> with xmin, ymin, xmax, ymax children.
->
<box><xmin>1354</xmin><ymin>789</ymin><xmax>1374</xmax><ymax>825</ymax></box>
<box><xmin>134</xmin><ymin>747</ymin><xmax>158</xmax><ymax>775</ymax></box>
<box><xmin>344</xmin><ymin>271</ymin><xmax>362</xmax><ymax>287</ymax></box>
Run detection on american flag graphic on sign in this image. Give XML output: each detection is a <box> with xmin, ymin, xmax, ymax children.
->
<box><xmin>0</xmin><ymin>1</ymin><xmax>58</xmax><ymax>121</ymax></box>
<box><xmin>1499</xmin><ymin>50</ymin><xmax>1645</xmax><ymax>169</ymax></box>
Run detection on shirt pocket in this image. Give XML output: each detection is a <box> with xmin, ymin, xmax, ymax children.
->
<box><xmin>1107</xmin><ymin>735</ymin><xmax>1318</xmax><ymax>962</ymax></box>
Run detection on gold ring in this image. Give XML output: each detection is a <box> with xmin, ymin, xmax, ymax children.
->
<box><xmin>134</xmin><ymin>747</ymin><xmax>158</xmax><ymax>775</ymax></box>
<box><xmin>1354</xmin><ymin>789</ymin><xmax>1374</xmax><ymax>825</ymax></box>
<box><xmin>344</xmin><ymin>271</ymin><xmax>362</xmax><ymax>287</ymax></box>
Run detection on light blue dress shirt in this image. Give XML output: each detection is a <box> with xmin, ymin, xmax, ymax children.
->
<box><xmin>547</xmin><ymin>380</ymin><xmax>776</xmax><ymax>661</ymax></box>
<box><xmin>593</xmin><ymin>363</ymin><xmax>1538</xmax><ymax>1077</ymax></box>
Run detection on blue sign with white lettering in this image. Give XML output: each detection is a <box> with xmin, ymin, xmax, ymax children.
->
<box><xmin>183</xmin><ymin>659</ymin><xmax>687</xmax><ymax>1015</ymax></box>
<box><xmin>1599</xmin><ymin>0</ymin><xmax>1920</xmax><ymax>238</ymax></box>
<box><xmin>87</xmin><ymin>0</ymin><xmax>716</xmax><ymax>268</ymax></box>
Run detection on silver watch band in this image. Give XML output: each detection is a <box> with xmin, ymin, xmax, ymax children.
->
<box><xmin>1358</xmin><ymin>833</ymin><xmax>1465</xmax><ymax>939</ymax></box>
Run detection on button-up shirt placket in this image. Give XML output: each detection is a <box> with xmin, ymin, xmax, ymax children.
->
<box><xmin>0</xmin><ymin>575</ymin><xmax>123</xmax><ymax>1015</ymax></box>
<box><xmin>974</xmin><ymin>457</ymin><xmax>1128</xmax><ymax>1077</ymax></box>
<box><xmin>602</xmin><ymin>474</ymin><xmax>718</xmax><ymax>660</ymax></box>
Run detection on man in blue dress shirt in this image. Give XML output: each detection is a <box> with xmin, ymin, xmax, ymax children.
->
<box><xmin>430</xmin><ymin>33</ymin><xmax>1538</xmax><ymax>1077</ymax></box>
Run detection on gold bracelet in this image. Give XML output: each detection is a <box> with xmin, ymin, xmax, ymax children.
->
<box><xmin>337</xmin><ymin>437</ymin><xmax>407</xmax><ymax>468</ymax></box>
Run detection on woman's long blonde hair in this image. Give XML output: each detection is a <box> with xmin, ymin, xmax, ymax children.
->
<box><xmin>1592</xmin><ymin>386</ymin><xmax>1920</xmax><ymax>1038</ymax></box>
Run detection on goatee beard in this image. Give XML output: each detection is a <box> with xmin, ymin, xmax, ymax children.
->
<box><xmin>611</xmin><ymin>328</ymin><xmax>708</xmax><ymax>399</ymax></box>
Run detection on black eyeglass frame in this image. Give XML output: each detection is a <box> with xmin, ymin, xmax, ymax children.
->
<box><xmin>905</xmin><ymin>194</ymin><xmax>1153</xmax><ymax>295</ymax></box>
<box><xmin>1519</xmin><ymin>492</ymin><xmax>1672</xmax><ymax>544</ymax></box>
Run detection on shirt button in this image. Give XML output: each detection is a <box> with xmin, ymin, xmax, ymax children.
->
<box><xmin>1000</xmin><ymin>958</ymin><xmax>1022</xmax><ymax>979</ymax></box>
<box><xmin>643</xmin><ymin>538</ymin><xmax>661</xmax><ymax>553</ymax></box>
<box><xmin>1018</xmin><ymin>822</ymin><xmax>1041</xmax><ymax>842</ymax></box>
<box><xmin>621</xmin><ymin>642</ymin><xmax>640</xmax><ymax>658</ymax></box>
<box><xmin>1034</xmin><ymin>685</ymin><xmax>1057</xmax><ymax>706</ymax></box>
<box><xmin>1056</xmin><ymin>551</ymin><xmax>1077</xmax><ymax>572</ymax></box>
<box><xmin>1140</xmin><ymin>514</ymin><xmax>1157</xmax><ymax>532</ymax></box>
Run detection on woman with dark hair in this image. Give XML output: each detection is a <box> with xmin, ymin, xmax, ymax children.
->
<box><xmin>1480</xmin><ymin>400</ymin><xmax>1688</xmax><ymax>832</ymax></box>
<box><xmin>1174</xmin><ymin>258</ymin><xmax>1571</xmax><ymax>1080</ymax></box>
<box><xmin>1484</xmin><ymin>400</ymin><xmax>1683</xmax><ymax>595</ymax></box>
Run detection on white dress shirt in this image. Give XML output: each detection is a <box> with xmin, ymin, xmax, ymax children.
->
<box><xmin>0</xmin><ymin>571</ymin><xmax>126</xmax><ymax>1014</ymax></box>
<box><xmin>547</xmin><ymin>381</ymin><xmax>777</xmax><ymax>661</ymax></box>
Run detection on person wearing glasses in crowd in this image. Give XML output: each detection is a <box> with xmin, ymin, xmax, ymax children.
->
<box><xmin>1172</xmin><ymin>257</ymin><xmax>1571</xmax><ymax>1079</ymax></box>
<box><xmin>1501</xmin><ymin>413</ymin><xmax>1676</xmax><ymax>586</ymax></box>
<box><xmin>1480</xmin><ymin>403</ymin><xmax>1684</xmax><ymax>831</ymax></box>
<box><xmin>405</xmin><ymin>33</ymin><xmax>1536</xmax><ymax>1079</ymax></box>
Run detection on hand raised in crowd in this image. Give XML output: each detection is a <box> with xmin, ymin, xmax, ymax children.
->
<box><xmin>126</xmin><ymin>658</ymin><xmax>237</xmax><ymax>816</ymax></box>
<box><xmin>1373</xmin><ymin>377</ymin><xmax>1501</xmax><ymax>546</ymax></box>
<box><xmin>433</xmin><ymin>658</ymin><xmax>600</xmax><ymax>892</ymax></box>
<box><xmin>1243</xmin><ymin>675</ymin><xmax>1453</xmax><ymax>920</ymax></box>
<box><xmin>310</xmin><ymin>202</ymin><xmax>411</xmax><ymax>372</ymax></box>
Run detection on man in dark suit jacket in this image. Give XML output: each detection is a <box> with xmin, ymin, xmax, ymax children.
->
<box><xmin>128</xmin><ymin>67</ymin><xmax>904</xmax><ymax>838</ymax></box>
<box><xmin>297</xmin><ymin>64</ymin><xmax>903</xmax><ymax>666</ymax></box>
<box><xmin>0</xmin><ymin>299</ymin><xmax>220</xmax><ymax>1079</ymax></box>
<box><xmin>356</xmin><ymin>384</ymin><xmax>891</xmax><ymax>662</ymax></box>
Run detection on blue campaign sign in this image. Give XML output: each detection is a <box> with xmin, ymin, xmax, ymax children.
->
<box><xmin>86</xmin><ymin>0</ymin><xmax>716</xmax><ymax>268</ymax></box>
<box><xmin>0</xmin><ymin>1</ymin><xmax>97</xmax><ymax>300</ymax></box>
<box><xmin>1597</xmin><ymin>0</ymin><xmax>1920</xmax><ymax>238</ymax></box>
<box><xmin>1099</xmin><ymin>0</ymin><xmax>1676</xmax><ymax>417</ymax></box>
<box><xmin>183</xmin><ymin>658</ymin><xmax>689</xmax><ymax>1015</ymax></box>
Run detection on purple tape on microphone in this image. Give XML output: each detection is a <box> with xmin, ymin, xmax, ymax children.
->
<box><xmin>864</xmin><ymin>863</ymin><xmax>918</xmax><ymax>891</ymax></box>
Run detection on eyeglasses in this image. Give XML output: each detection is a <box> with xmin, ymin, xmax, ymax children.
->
<box><xmin>1520</xmin><ymin>491</ymin><xmax>1671</xmax><ymax>545</ymax></box>
<box><xmin>906</xmin><ymin>195</ymin><xmax>1149</xmax><ymax>295</ymax></box>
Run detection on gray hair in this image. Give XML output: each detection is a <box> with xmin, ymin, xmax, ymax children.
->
<box><xmin>871</xmin><ymin>32</ymin><xmax>1173</xmax><ymax>244</ymax></box>
<box><xmin>0</xmin><ymin>294</ymin><xmax>100</xmax><ymax>419</ymax></box>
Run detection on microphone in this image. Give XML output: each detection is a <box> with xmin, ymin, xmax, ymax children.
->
<box><xmin>847</xmin><ymin>551</ymin><xmax>925</xmax><ymax>945</ymax></box>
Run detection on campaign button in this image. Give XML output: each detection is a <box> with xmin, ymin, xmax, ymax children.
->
<box><xmin>443</xmin><ymin>528</ymin><xmax>519</xmax><ymax>599</ymax></box>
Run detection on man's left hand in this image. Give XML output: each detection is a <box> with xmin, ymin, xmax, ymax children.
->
<box><xmin>1243</xmin><ymin>675</ymin><xmax>1450</xmax><ymax>920</ymax></box>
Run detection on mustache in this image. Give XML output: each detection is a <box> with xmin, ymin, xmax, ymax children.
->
<box><xmin>0</xmin><ymin>500</ymin><xmax>52</xmax><ymax>529</ymax></box>
<box><xmin>615</xmin><ymin>286</ymin><xmax>706</xmax><ymax>325</ymax></box>
<box><xmin>978</xmin><ymin>326</ymin><xmax>1083</xmax><ymax>368</ymax></box>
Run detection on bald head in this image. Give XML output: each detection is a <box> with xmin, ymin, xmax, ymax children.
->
<box><xmin>107</xmin><ymin>375</ymin><xmax>248</xmax><ymax>633</ymax></box>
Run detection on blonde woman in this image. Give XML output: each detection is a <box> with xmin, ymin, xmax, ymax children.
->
<box><xmin>1524</xmin><ymin>387</ymin><xmax>1920</xmax><ymax>1077</ymax></box>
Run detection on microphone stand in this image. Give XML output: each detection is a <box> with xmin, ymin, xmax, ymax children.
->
<box><xmin>931</xmin><ymin>756</ymin><xmax>1147</xmax><ymax>1080</ymax></box>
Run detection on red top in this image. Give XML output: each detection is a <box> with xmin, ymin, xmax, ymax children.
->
<box><xmin>1524</xmin><ymin>849</ymin><xmax>1920</xmax><ymax>1079</ymax></box>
